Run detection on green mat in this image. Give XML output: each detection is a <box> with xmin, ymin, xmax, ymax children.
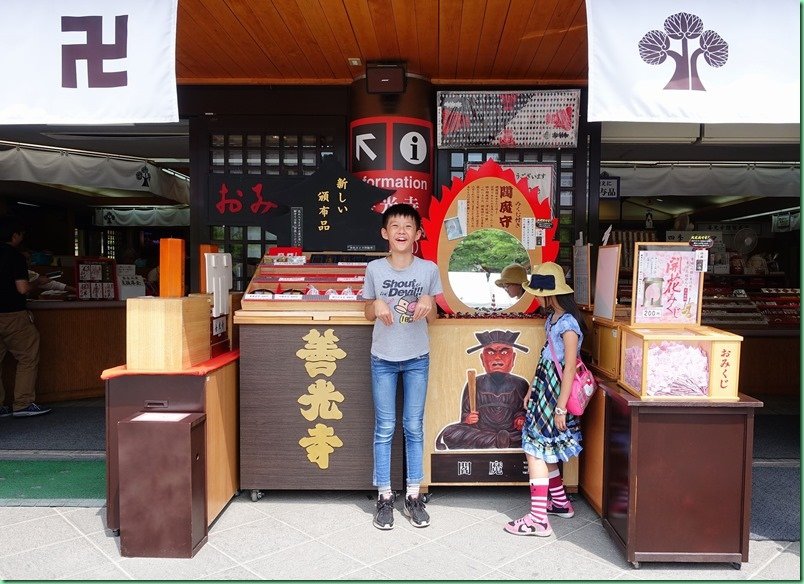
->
<box><xmin>0</xmin><ymin>460</ymin><xmax>105</xmax><ymax>500</ymax></box>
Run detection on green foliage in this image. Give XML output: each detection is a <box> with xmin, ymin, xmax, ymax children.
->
<box><xmin>448</xmin><ymin>229</ymin><xmax>530</xmax><ymax>272</ymax></box>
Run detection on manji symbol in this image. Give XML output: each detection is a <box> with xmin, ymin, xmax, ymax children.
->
<box><xmin>62</xmin><ymin>15</ymin><xmax>128</xmax><ymax>88</ymax></box>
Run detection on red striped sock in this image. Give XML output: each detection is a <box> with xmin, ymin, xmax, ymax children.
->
<box><xmin>528</xmin><ymin>479</ymin><xmax>549</xmax><ymax>524</ymax></box>
<box><xmin>548</xmin><ymin>470</ymin><xmax>569</xmax><ymax>508</ymax></box>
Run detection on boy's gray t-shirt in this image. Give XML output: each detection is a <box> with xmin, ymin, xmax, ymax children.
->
<box><xmin>363</xmin><ymin>256</ymin><xmax>443</xmax><ymax>361</ymax></box>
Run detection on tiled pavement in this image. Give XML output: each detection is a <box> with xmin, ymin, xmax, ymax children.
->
<box><xmin>0</xmin><ymin>487</ymin><xmax>799</xmax><ymax>581</ymax></box>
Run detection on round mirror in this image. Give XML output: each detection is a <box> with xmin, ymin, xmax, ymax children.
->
<box><xmin>447</xmin><ymin>228</ymin><xmax>530</xmax><ymax>310</ymax></box>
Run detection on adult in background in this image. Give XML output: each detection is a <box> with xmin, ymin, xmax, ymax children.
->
<box><xmin>0</xmin><ymin>217</ymin><xmax>50</xmax><ymax>417</ymax></box>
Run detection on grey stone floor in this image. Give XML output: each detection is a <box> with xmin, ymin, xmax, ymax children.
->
<box><xmin>0</xmin><ymin>487</ymin><xmax>799</xmax><ymax>581</ymax></box>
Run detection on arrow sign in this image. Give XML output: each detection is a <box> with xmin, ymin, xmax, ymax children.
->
<box><xmin>356</xmin><ymin>133</ymin><xmax>377</xmax><ymax>161</ymax></box>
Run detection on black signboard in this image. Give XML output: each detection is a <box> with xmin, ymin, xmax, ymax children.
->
<box><xmin>207</xmin><ymin>157</ymin><xmax>392</xmax><ymax>251</ymax></box>
<box><xmin>430</xmin><ymin>452</ymin><xmax>529</xmax><ymax>483</ymax></box>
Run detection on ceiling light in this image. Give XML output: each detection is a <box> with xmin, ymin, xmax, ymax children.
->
<box><xmin>348</xmin><ymin>58</ymin><xmax>362</xmax><ymax>66</ymax></box>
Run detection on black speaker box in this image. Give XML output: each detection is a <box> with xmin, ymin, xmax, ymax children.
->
<box><xmin>366</xmin><ymin>64</ymin><xmax>406</xmax><ymax>94</ymax></box>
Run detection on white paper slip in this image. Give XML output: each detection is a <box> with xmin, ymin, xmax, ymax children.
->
<box><xmin>131</xmin><ymin>412</ymin><xmax>191</xmax><ymax>422</ymax></box>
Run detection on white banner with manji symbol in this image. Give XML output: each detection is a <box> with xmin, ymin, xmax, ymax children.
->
<box><xmin>0</xmin><ymin>0</ymin><xmax>178</xmax><ymax>124</ymax></box>
<box><xmin>586</xmin><ymin>0</ymin><xmax>800</xmax><ymax>123</ymax></box>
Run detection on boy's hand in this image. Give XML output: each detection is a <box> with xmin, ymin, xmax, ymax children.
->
<box><xmin>412</xmin><ymin>294</ymin><xmax>433</xmax><ymax>321</ymax></box>
<box><xmin>373</xmin><ymin>299</ymin><xmax>393</xmax><ymax>325</ymax></box>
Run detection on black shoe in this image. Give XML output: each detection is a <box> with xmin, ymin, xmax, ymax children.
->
<box><xmin>403</xmin><ymin>495</ymin><xmax>430</xmax><ymax>527</ymax></box>
<box><xmin>373</xmin><ymin>494</ymin><xmax>395</xmax><ymax>530</ymax></box>
<box><xmin>12</xmin><ymin>403</ymin><xmax>51</xmax><ymax>417</ymax></box>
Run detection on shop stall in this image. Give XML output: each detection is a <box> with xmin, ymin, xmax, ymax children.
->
<box><xmin>590</xmin><ymin>240</ymin><xmax>760</xmax><ymax>568</ymax></box>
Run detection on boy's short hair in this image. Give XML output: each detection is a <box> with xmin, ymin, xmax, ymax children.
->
<box><xmin>0</xmin><ymin>216</ymin><xmax>25</xmax><ymax>243</ymax></box>
<box><xmin>382</xmin><ymin>203</ymin><xmax>422</xmax><ymax>230</ymax></box>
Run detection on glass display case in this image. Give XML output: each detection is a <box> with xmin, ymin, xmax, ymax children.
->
<box><xmin>619</xmin><ymin>325</ymin><xmax>743</xmax><ymax>400</ymax></box>
<box><xmin>240</xmin><ymin>251</ymin><xmax>377</xmax><ymax>312</ymax></box>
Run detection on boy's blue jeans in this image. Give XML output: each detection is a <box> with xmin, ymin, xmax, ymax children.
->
<box><xmin>370</xmin><ymin>354</ymin><xmax>429</xmax><ymax>489</ymax></box>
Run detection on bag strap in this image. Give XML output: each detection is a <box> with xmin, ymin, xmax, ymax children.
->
<box><xmin>546</xmin><ymin>334</ymin><xmax>564</xmax><ymax>381</ymax></box>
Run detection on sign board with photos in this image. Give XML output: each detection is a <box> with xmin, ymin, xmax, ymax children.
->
<box><xmin>631</xmin><ymin>242</ymin><xmax>704</xmax><ymax>327</ymax></box>
<box><xmin>75</xmin><ymin>257</ymin><xmax>118</xmax><ymax>301</ymax></box>
<box><xmin>437</xmin><ymin>90</ymin><xmax>580</xmax><ymax>148</ymax></box>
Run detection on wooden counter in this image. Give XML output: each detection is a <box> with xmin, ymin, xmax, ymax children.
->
<box><xmin>2</xmin><ymin>301</ymin><xmax>126</xmax><ymax>406</ymax></box>
<box><xmin>235</xmin><ymin>311</ymin><xmax>402</xmax><ymax>495</ymax></box>
<box><xmin>599</xmin><ymin>379</ymin><xmax>762</xmax><ymax>568</ymax></box>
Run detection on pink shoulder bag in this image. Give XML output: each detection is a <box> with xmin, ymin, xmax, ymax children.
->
<box><xmin>547</xmin><ymin>334</ymin><xmax>597</xmax><ymax>416</ymax></box>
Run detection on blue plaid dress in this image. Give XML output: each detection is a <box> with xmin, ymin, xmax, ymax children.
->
<box><xmin>521</xmin><ymin>313</ymin><xmax>583</xmax><ymax>463</ymax></box>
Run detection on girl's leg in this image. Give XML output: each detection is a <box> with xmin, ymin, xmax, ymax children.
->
<box><xmin>504</xmin><ymin>453</ymin><xmax>552</xmax><ymax>536</ymax></box>
<box><xmin>547</xmin><ymin>462</ymin><xmax>574</xmax><ymax>518</ymax></box>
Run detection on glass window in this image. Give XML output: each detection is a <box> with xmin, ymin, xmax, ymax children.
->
<box><xmin>560</xmin><ymin>172</ymin><xmax>573</xmax><ymax>188</ymax></box>
<box><xmin>211</xmin><ymin>134</ymin><xmax>225</xmax><ymax>148</ymax></box>
<box><xmin>228</xmin><ymin>135</ymin><xmax>243</xmax><ymax>148</ymax></box>
<box><xmin>230</xmin><ymin>227</ymin><xmax>243</xmax><ymax>240</ymax></box>
<box><xmin>247</xmin><ymin>226</ymin><xmax>262</xmax><ymax>240</ymax></box>
<box><xmin>467</xmin><ymin>152</ymin><xmax>483</xmax><ymax>163</ymax></box>
<box><xmin>523</xmin><ymin>151</ymin><xmax>538</xmax><ymax>162</ymax></box>
<box><xmin>450</xmin><ymin>152</ymin><xmax>464</xmax><ymax>168</ymax></box>
<box><xmin>560</xmin><ymin>191</ymin><xmax>574</xmax><ymax>207</ymax></box>
<box><xmin>247</xmin><ymin>244</ymin><xmax>262</xmax><ymax>259</ymax></box>
<box><xmin>210</xmin><ymin>225</ymin><xmax>225</xmax><ymax>240</ymax></box>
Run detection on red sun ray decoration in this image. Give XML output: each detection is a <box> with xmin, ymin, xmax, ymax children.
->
<box><xmin>421</xmin><ymin>159</ymin><xmax>559</xmax><ymax>314</ymax></box>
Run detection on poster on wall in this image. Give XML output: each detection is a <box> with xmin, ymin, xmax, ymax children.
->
<box><xmin>573</xmin><ymin>244</ymin><xmax>591</xmax><ymax>308</ymax></box>
<box><xmin>468</xmin><ymin>162</ymin><xmax>556</xmax><ymax>216</ymax></box>
<box><xmin>631</xmin><ymin>243</ymin><xmax>703</xmax><ymax>326</ymax></box>
<box><xmin>437</xmin><ymin>90</ymin><xmax>580</xmax><ymax>148</ymax></box>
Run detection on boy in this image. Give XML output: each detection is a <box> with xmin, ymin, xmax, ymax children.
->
<box><xmin>363</xmin><ymin>203</ymin><xmax>442</xmax><ymax>530</ymax></box>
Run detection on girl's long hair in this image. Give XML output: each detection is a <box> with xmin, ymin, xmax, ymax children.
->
<box><xmin>551</xmin><ymin>293</ymin><xmax>586</xmax><ymax>334</ymax></box>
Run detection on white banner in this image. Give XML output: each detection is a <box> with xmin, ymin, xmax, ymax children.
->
<box><xmin>0</xmin><ymin>0</ymin><xmax>178</xmax><ymax>124</ymax></box>
<box><xmin>587</xmin><ymin>0</ymin><xmax>800</xmax><ymax>123</ymax></box>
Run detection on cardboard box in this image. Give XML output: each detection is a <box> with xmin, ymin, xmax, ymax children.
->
<box><xmin>618</xmin><ymin>325</ymin><xmax>743</xmax><ymax>400</ymax></box>
<box><xmin>126</xmin><ymin>296</ymin><xmax>211</xmax><ymax>371</ymax></box>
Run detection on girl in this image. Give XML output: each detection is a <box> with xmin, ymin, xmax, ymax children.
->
<box><xmin>504</xmin><ymin>261</ymin><xmax>584</xmax><ymax>537</ymax></box>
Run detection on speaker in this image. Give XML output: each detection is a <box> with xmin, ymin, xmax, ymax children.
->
<box><xmin>366</xmin><ymin>64</ymin><xmax>406</xmax><ymax>94</ymax></box>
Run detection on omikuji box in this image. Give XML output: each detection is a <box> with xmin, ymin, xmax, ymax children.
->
<box><xmin>618</xmin><ymin>325</ymin><xmax>743</xmax><ymax>400</ymax></box>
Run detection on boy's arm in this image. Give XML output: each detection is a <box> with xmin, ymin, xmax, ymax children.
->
<box><xmin>365</xmin><ymin>298</ymin><xmax>393</xmax><ymax>325</ymax></box>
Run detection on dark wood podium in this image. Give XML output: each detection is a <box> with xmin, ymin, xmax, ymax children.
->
<box><xmin>600</xmin><ymin>380</ymin><xmax>762</xmax><ymax>569</ymax></box>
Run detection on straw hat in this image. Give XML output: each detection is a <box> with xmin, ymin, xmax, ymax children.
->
<box><xmin>494</xmin><ymin>263</ymin><xmax>528</xmax><ymax>288</ymax></box>
<box><xmin>522</xmin><ymin>262</ymin><xmax>573</xmax><ymax>297</ymax></box>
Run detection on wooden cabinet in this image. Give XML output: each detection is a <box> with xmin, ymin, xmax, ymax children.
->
<box><xmin>103</xmin><ymin>352</ymin><xmax>239</xmax><ymax>532</ymax></box>
<box><xmin>578</xmin><ymin>386</ymin><xmax>606</xmax><ymax>515</ymax></box>
<box><xmin>600</xmin><ymin>380</ymin><xmax>761</xmax><ymax>568</ymax></box>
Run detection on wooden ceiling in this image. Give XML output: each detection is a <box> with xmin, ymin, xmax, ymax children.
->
<box><xmin>176</xmin><ymin>0</ymin><xmax>588</xmax><ymax>86</ymax></box>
